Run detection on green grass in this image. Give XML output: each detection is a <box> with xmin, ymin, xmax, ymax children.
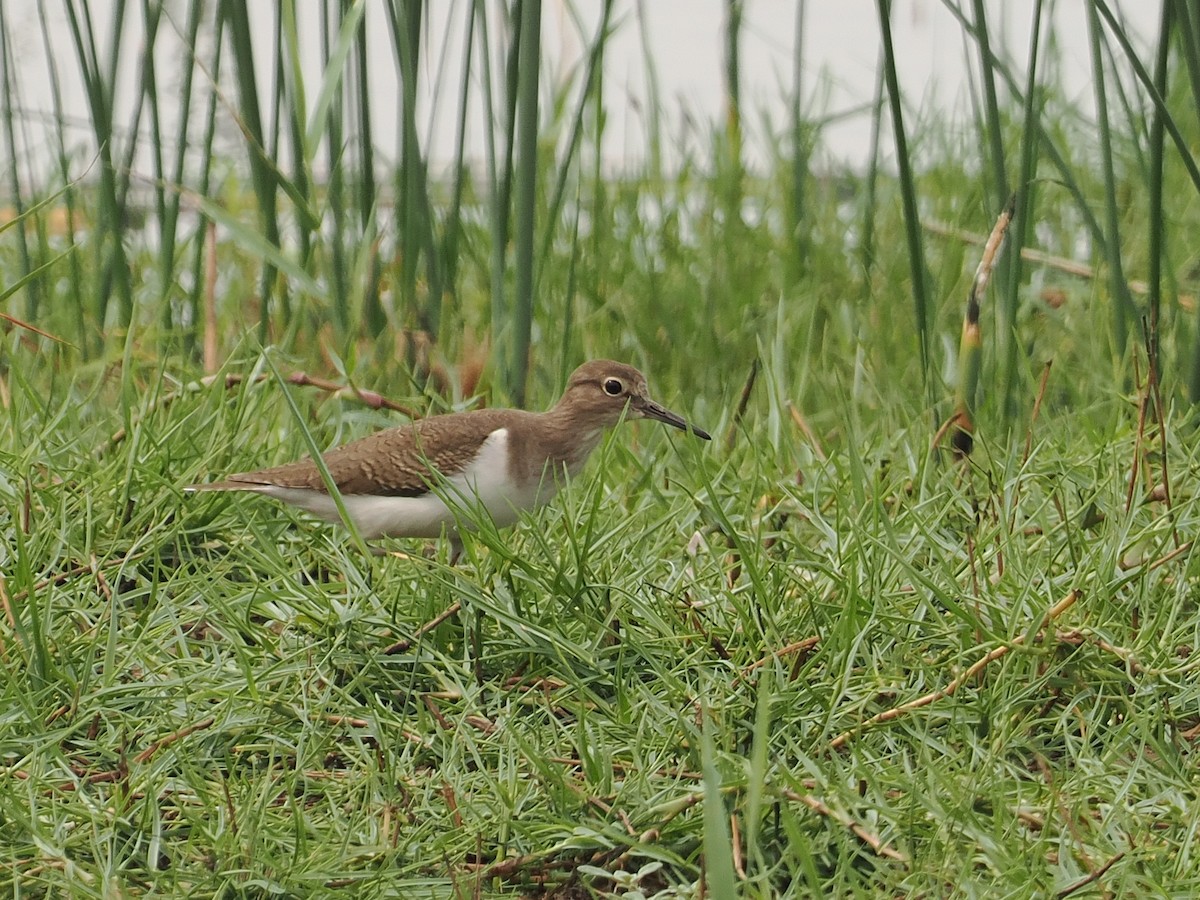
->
<box><xmin>6</xmin><ymin>3</ymin><xmax>1200</xmax><ymax>896</ymax></box>
<box><xmin>4</xmin><ymin>334</ymin><xmax>1200</xmax><ymax>895</ymax></box>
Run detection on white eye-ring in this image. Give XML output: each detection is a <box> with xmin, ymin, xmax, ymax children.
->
<box><xmin>602</xmin><ymin>377</ymin><xmax>625</xmax><ymax>396</ymax></box>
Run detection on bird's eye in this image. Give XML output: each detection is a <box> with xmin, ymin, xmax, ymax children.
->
<box><xmin>602</xmin><ymin>377</ymin><xmax>625</xmax><ymax>396</ymax></box>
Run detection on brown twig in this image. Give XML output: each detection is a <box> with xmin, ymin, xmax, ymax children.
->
<box><xmin>465</xmin><ymin>715</ymin><xmax>496</xmax><ymax>735</ymax></box>
<box><xmin>92</xmin><ymin>555</ymin><xmax>113</xmax><ymax>604</ymax></box>
<box><xmin>782</xmin><ymin>788</ymin><xmax>908</xmax><ymax>862</ymax></box>
<box><xmin>321</xmin><ymin>714</ymin><xmax>370</xmax><ymax>729</ymax></box>
<box><xmin>830</xmin><ymin>589</ymin><xmax>1081</xmax><ymax>751</ymax></box>
<box><xmin>478</xmin><ymin>848</ymin><xmax>565</xmax><ymax>880</ymax></box>
<box><xmin>443</xmin><ymin>781</ymin><xmax>464</xmax><ymax>829</ymax></box>
<box><xmin>737</xmin><ymin>636</ymin><xmax>820</xmax><ymax>682</ymax></box>
<box><xmin>724</xmin><ymin>358</ymin><xmax>759</xmax><ymax>451</ymax></box>
<box><xmin>786</xmin><ymin>401</ymin><xmax>827</xmax><ymax>462</ymax></box>
<box><xmin>931</xmin><ymin>413</ymin><xmax>964</xmax><ymax>454</ymax></box>
<box><xmin>384</xmin><ymin>601</ymin><xmax>463</xmax><ymax>654</ymax></box>
<box><xmin>103</xmin><ymin>370</ymin><xmax>421</xmax><ymax>453</ymax></box>
<box><xmin>0</xmin><ymin>310</ymin><xmax>68</xmax><ymax>343</ymax></box>
<box><xmin>4</xmin><ymin>552</ymin><xmax>151</xmax><ymax>609</ymax></box>
<box><xmin>1147</xmin><ymin>540</ymin><xmax>1192</xmax><ymax>572</ymax></box>
<box><xmin>21</xmin><ymin>475</ymin><xmax>31</xmax><ymax>534</ymax></box>
<box><xmin>283</xmin><ymin>371</ymin><xmax>420</xmax><ymax>414</ymax></box>
<box><xmin>134</xmin><ymin>716</ymin><xmax>216</xmax><ymax>764</ymax></box>
<box><xmin>1015</xmin><ymin>807</ymin><xmax>1045</xmax><ymax>831</ymax></box>
<box><xmin>730</xmin><ymin>812</ymin><xmax>746</xmax><ymax>879</ymax></box>
<box><xmin>1142</xmin><ymin>320</ymin><xmax>1180</xmax><ymax>548</ymax></box>
<box><xmin>1055</xmin><ymin>849</ymin><xmax>1126</xmax><ymax>898</ymax></box>
<box><xmin>422</xmin><ymin>695</ymin><xmax>451</xmax><ymax>731</ymax></box>
<box><xmin>547</xmin><ymin>756</ymin><xmax>702</xmax><ymax>781</ymax></box>
<box><xmin>1054</xmin><ymin>629</ymin><xmax>1142</xmax><ymax>674</ymax></box>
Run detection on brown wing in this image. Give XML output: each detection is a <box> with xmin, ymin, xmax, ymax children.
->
<box><xmin>223</xmin><ymin>408</ymin><xmax>519</xmax><ymax>496</ymax></box>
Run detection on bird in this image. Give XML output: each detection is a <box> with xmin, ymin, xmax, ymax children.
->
<box><xmin>185</xmin><ymin>360</ymin><xmax>711</xmax><ymax>560</ymax></box>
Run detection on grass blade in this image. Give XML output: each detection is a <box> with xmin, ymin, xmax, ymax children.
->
<box><xmin>700</xmin><ymin>703</ymin><xmax>737</xmax><ymax>897</ymax></box>
<box><xmin>876</xmin><ymin>0</ymin><xmax>933</xmax><ymax>404</ymax></box>
<box><xmin>507</xmin><ymin>0</ymin><xmax>542</xmax><ymax>404</ymax></box>
<box><xmin>223</xmin><ymin>0</ymin><xmax>287</xmax><ymax>336</ymax></box>
<box><xmin>1085</xmin><ymin>0</ymin><xmax>1136</xmax><ymax>354</ymax></box>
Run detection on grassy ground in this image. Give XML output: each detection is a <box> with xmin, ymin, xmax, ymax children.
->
<box><xmin>5</xmin><ymin>16</ymin><xmax>1200</xmax><ymax>888</ymax></box>
<box><xmin>5</xmin><ymin>308</ymin><xmax>1200</xmax><ymax>896</ymax></box>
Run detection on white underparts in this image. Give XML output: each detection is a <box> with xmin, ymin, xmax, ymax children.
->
<box><xmin>240</xmin><ymin>428</ymin><xmax>555</xmax><ymax>539</ymax></box>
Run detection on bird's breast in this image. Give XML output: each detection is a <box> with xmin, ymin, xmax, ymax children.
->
<box><xmin>449</xmin><ymin>427</ymin><xmax>557</xmax><ymax>528</ymax></box>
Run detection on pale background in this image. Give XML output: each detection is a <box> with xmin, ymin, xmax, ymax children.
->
<box><xmin>2</xmin><ymin>1</ymin><xmax>1162</xmax><ymax>182</ymax></box>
